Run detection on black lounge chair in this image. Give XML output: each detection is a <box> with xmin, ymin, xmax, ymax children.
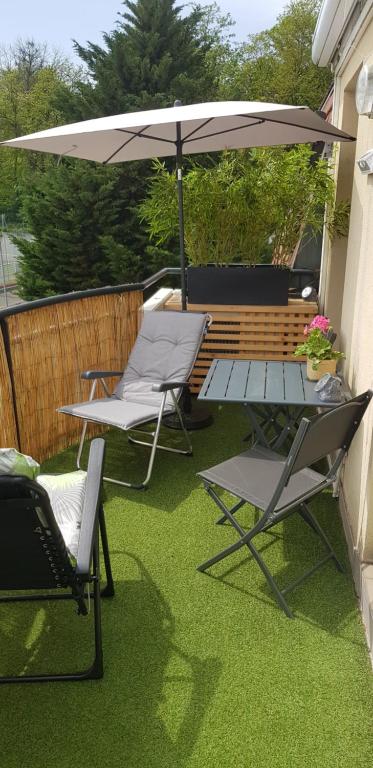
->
<box><xmin>197</xmin><ymin>391</ymin><xmax>372</xmax><ymax>617</ymax></box>
<box><xmin>0</xmin><ymin>438</ymin><xmax>114</xmax><ymax>683</ymax></box>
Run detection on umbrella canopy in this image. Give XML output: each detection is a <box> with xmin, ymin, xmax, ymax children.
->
<box><xmin>2</xmin><ymin>100</ymin><xmax>353</xmax><ymax>161</ymax></box>
<box><xmin>1</xmin><ymin>101</ymin><xmax>354</xmax><ymax>308</ymax></box>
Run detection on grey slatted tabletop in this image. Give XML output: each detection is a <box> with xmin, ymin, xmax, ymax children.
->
<box><xmin>198</xmin><ymin>359</ymin><xmax>347</xmax><ymax>407</ymax></box>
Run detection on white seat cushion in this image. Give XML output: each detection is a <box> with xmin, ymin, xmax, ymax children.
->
<box><xmin>36</xmin><ymin>470</ymin><xmax>87</xmax><ymax>559</ymax></box>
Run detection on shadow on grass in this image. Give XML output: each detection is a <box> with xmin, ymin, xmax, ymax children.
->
<box><xmin>197</xmin><ymin>496</ymin><xmax>365</xmax><ymax>642</ymax></box>
<box><xmin>43</xmin><ymin>423</ymin><xmax>214</xmax><ymax>514</ymax></box>
<box><xmin>0</xmin><ymin>554</ymin><xmax>221</xmax><ymax>768</ymax></box>
<box><xmin>42</xmin><ymin>404</ymin><xmax>248</xmax><ymax>515</ymax></box>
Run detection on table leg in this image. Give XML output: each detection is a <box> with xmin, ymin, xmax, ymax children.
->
<box><xmin>244</xmin><ymin>404</ymin><xmax>275</xmax><ymax>449</ymax></box>
<box><xmin>244</xmin><ymin>404</ymin><xmax>307</xmax><ymax>451</ymax></box>
<box><xmin>271</xmin><ymin>406</ymin><xmax>306</xmax><ymax>450</ymax></box>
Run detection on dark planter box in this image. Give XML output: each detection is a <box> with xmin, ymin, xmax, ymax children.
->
<box><xmin>187</xmin><ymin>265</ymin><xmax>290</xmax><ymax>306</ymax></box>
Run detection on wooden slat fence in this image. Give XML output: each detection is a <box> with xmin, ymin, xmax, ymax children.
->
<box><xmin>162</xmin><ymin>294</ymin><xmax>318</xmax><ymax>393</ymax></box>
<box><xmin>0</xmin><ymin>290</ymin><xmax>142</xmax><ymax>461</ymax></box>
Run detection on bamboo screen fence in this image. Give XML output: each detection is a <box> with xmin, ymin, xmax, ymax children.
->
<box><xmin>0</xmin><ymin>289</ymin><xmax>142</xmax><ymax>461</ymax></box>
<box><xmin>0</xmin><ymin>325</ymin><xmax>18</xmax><ymax>448</ymax></box>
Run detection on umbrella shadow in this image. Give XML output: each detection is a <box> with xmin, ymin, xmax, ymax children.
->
<box><xmin>43</xmin><ymin>420</ymin><xmax>218</xmax><ymax>513</ymax></box>
<box><xmin>44</xmin><ymin>404</ymin><xmax>244</xmax><ymax>514</ymax></box>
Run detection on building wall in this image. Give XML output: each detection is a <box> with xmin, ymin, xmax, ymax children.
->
<box><xmin>321</xmin><ymin>14</ymin><xmax>373</xmax><ymax>564</ymax></box>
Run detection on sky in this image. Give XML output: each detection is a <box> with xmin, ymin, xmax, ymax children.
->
<box><xmin>1</xmin><ymin>1</ymin><xmax>288</xmax><ymax>61</ymax></box>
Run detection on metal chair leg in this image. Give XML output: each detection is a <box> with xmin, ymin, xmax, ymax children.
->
<box><xmin>299</xmin><ymin>503</ymin><xmax>344</xmax><ymax>572</ymax></box>
<box><xmin>244</xmin><ymin>538</ymin><xmax>294</xmax><ymax>618</ymax></box>
<box><xmin>0</xmin><ymin>539</ymin><xmax>105</xmax><ymax>683</ymax></box>
<box><xmin>197</xmin><ymin>523</ymin><xmax>294</xmax><ymax>618</ymax></box>
<box><xmin>77</xmin><ymin>380</ymin><xmax>97</xmax><ymax>470</ymax></box>
<box><xmin>99</xmin><ymin>505</ymin><xmax>115</xmax><ymax>598</ymax></box>
<box><xmin>103</xmin><ymin>392</ymin><xmax>168</xmax><ymax>489</ymax></box>
<box><xmin>198</xmin><ymin>487</ymin><xmax>294</xmax><ymax>617</ymax></box>
<box><xmin>198</xmin><ymin>490</ymin><xmax>344</xmax><ymax>618</ymax></box>
<box><xmin>89</xmin><ymin>539</ymin><xmax>104</xmax><ymax>680</ymax></box>
<box><xmin>77</xmin><ymin>420</ymin><xmax>88</xmax><ymax>470</ymax></box>
<box><xmin>127</xmin><ymin>390</ymin><xmax>192</xmax><ymax>456</ymax></box>
<box><xmin>76</xmin><ymin>389</ymin><xmax>193</xmax><ymax>490</ymax></box>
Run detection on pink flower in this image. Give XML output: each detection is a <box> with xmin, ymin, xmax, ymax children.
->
<box><xmin>304</xmin><ymin>315</ymin><xmax>330</xmax><ymax>336</ymax></box>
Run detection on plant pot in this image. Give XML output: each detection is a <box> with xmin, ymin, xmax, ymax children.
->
<box><xmin>187</xmin><ymin>265</ymin><xmax>290</xmax><ymax>306</ymax></box>
<box><xmin>306</xmin><ymin>358</ymin><xmax>337</xmax><ymax>381</ymax></box>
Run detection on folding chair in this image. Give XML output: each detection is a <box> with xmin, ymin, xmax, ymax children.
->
<box><xmin>59</xmin><ymin>310</ymin><xmax>208</xmax><ymax>489</ymax></box>
<box><xmin>197</xmin><ymin>390</ymin><xmax>372</xmax><ymax>617</ymax></box>
<box><xmin>0</xmin><ymin>438</ymin><xmax>114</xmax><ymax>683</ymax></box>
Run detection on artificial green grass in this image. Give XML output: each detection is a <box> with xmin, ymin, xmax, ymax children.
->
<box><xmin>1</xmin><ymin>404</ymin><xmax>372</xmax><ymax>768</ymax></box>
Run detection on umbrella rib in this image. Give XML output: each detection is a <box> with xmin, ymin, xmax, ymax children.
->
<box><xmin>240</xmin><ymin>113</ymin><xmax>354</xmax><ymax>141</ymax></box>
<box><xmin>183</xmin><ymin>119</ymin><xmax>265</xmax><ymax>144</ymax></box>
<box><xmin>102</xmin><ymin>128</ymin><xmax>148</xmax><ymax>164</ymax></box>
<box><xmin>102</xmin><ymin>124</ymin><xmax>174</xmax><ymax>164</ymax></box>
<box><xmin>181</xmin><ymin>117</ymin><xmax>215</xmax><ymax>142</ymax></box>
<box><xmin>115</xmin><ymin>128</ymin><xmax>176</xmax><ymax>145</ymax></box>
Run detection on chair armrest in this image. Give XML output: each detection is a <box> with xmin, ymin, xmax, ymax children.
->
<box><xmin>152</xmin><ymin>381</ymin><xmax>189</xmax><ymax>393</ymax></box>
<box><xmin>81</xmin><ymin>370</ymin><xmax>122</xmax><ymax>380</ymax></box>
<box><xmin>75</xmin><ymin>438</ymin><xmax>105</xmax><ymax>579</ymax></box>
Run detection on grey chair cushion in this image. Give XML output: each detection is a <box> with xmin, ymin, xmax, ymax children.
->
<box><xmin>198</xmin><ymin>445</ymin><xmax>325</xmax><ymax>512</ymax></box>
<box><xmin>36</xmin><ymin>470</ymin><xmax>87</xmax><ymax>559</ymax></box>
<box><xmin>59</xmin><ymin>310</ymin><xmax>207</xmax><ymax>430</ymax></box>
<box><xmin>114</xmin><ymin>311</ymin><xmax>207</xmax><ymax>405</ymax></box>
<box><xmin>60</xmin><ymin>397</ymin><xmax>174</xmax><ymax>430</ymax></box>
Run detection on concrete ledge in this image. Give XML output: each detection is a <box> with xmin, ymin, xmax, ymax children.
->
<box><xmin>142</xmin><ymin>287</ymin><xmax>174</xmax><ymax>312</ymax></box>
<box><xmin>339</xmin><ymin>485</ymin><xmax>373</xmax><ymax>667</ymax></box>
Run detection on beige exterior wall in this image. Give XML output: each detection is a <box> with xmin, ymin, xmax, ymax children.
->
<box><xmin>321</xmin><ymin>14</ymin><xmax>373</xmax><ymax>563</ymax></box>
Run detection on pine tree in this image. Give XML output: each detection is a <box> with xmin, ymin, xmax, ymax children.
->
<box><xmin>15</xmin><ymin>162</ymin><xmax>144</xmax><ymax>299</ymax></box>
<box><xmin>16</xmin><ymin>0</ymin><xmax>220</xmax><ymax>298</ymax></box>
<box><xmin>74</xmin><ymin>0</ymin><xmax>213</xmax><ymax>116</ymax></box>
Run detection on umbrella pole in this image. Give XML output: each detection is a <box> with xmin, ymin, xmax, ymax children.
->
<box><xmin>176</xmin><ymin>120</ymin><xmax>187</xmax><ymax>311</ymax></box>
<box><xmin>163</xmin><ymin>109</ymin><xmax>213</xmax><ymax>431</ymax></box>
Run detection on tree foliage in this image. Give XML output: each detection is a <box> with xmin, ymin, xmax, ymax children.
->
<box><xmin>0</xmin><ymin>39</ymin><xmax>78</xmax><ymax>219</ymax></box>
<box><xmin>219</xmin><ymin>1</ymin><xmax>331</xmax><ymax>110</ymax></box>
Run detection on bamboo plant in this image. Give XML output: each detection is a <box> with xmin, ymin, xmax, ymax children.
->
<box><xmin>140</xmin><ymin>145</ymin><xmax>349</xmax><ymax>267</ymax></box>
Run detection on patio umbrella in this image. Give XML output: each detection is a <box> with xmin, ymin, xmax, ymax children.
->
<box><xmin>1</xmin><ymin>100</ymin><xmax>354</xmax><ymax>308</ymax></box>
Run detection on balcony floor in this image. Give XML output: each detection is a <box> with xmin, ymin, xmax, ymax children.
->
<box><xmin>1</xmin><ymin>404</ymin><xmax>372</xmax><ymax>767</ymax></box>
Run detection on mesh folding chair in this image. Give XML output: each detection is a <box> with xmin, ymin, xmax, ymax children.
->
<box><xmin>197</xmin><ymin>390</ymin><xmax>372</xmax><ymax>618</ymax></box>
<box><xmin>0</xmin><ymin>438</ymin><xmax>114</xmax><ymax>683</ymax></box>
<box><xmin>59</xmin><ymin>311</ymin><xmax>208</xmax><ymax>490</ymax></box>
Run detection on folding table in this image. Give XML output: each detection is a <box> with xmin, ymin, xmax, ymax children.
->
<box><xmin>198</xmin><ymin>359</ymin><xmax>349</xmax><ymax>450</ymax></box>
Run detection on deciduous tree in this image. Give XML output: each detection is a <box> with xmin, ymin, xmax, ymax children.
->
<box><xmin>219</xmin><ymin>1</ymin><xmax>331</xmax><ymax>110</ymax></box>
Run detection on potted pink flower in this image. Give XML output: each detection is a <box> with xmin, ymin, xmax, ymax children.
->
<box><xmin>294</xmin><ymin>315</ymin><xmax>344</xmax><ymax>380</ymax></box>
